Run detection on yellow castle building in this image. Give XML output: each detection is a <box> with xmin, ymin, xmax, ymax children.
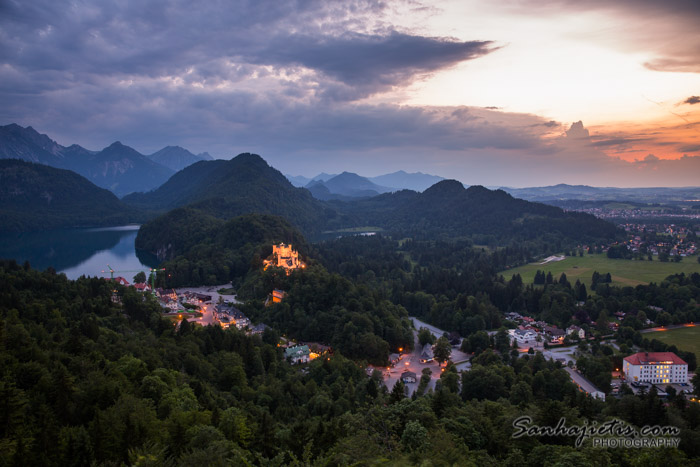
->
<box><xmin>263</xmin><ymin>243</ymin><xmax>305</xmax><ymax>273</ymax></box>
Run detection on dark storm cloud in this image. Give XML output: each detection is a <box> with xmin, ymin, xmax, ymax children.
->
<box><xmin>255</xmin><ymin>32</ymin><xmax>494</xmax><ymax>94</ymax></box>
<box><xmin>0</xmin><ymin>0</ymin><xmax>496</xmax><ymax>102</ymax></box>
<box><xmin>682</xmin><ymin>96</ymin><xmax>700</xmax><ymax>105</ymax></box>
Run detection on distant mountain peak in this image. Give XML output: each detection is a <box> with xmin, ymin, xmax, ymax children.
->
<box><xmin>369</xmin><ymin>170</ymin><xmax>444</xmax><ymax>192</ymax></box>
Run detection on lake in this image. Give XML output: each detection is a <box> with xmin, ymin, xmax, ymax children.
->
<box><xmin>0</xmin><ymin>225</ymin><xmax>160</xmax><ymax>280</ymax></box>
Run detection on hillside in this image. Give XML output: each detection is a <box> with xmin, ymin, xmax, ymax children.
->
<box><xmin>0</xmin><ymin>124</ymin><xmax>174</xmax><ymax>196</ymax></box>
<box><xmin>124</xmin><ymin>153</ymin><xmax>335</xmax><ymax>234</ymax></box>
<box><xmin>136</xmin><ymin>211</ymin><xmax>309</xmax><ymax>282</ymax></box>
<box><xmin>335</xmin><ymin>180</ymin><xmax>620</xmax><ymax>244</ymax></box>
<box><xmin>0</xmin><ymin>159</ymin><xmax>140</xmax><ymax>232</ymax></box>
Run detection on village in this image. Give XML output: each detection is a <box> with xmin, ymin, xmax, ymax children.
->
<box><xmin>621</xmin><ymin>223</ymin><xmax>698</xmax><ymax>259</ymax></box>
<box><xmin>108</xmin><ymin>242</ymin><xmax>697</xmax><ymax>404</ymax></box>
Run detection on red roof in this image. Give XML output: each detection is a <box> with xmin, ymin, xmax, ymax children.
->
<box><xmin>623</xmin><ymin>352</ymin><xmax>687</xmax><ymax>366</ymax></box>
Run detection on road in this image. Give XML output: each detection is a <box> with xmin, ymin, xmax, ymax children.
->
<box><xmin>379</xmin><ymin>317</ymin><xmax>471</xmax><ymax>396</ymax></box>
<box><xmin>410</xmin><ymin>317</ymin><xmax>448</xmax><ymax>340</ymax></box>
<box><xmin>640</xmin><ymin>322</ymin><xmax>700</xmax><ymax>334</ymax></box>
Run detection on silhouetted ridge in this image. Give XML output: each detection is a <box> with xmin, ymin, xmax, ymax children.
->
<box><xmin>422</xmin><ymin>179</ymin><xmax>465</xmax><ymax>197</ymax></box>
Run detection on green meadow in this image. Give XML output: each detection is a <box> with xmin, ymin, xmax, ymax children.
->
<box><xmin>502</xmin><ymin>253</ymin><xmax>700</xmax><ymax>287</ymax></box>
<box><xmin>644</xmin><ymin>326</ymin><xmax>700</xmax><ymax>357</ymax></box>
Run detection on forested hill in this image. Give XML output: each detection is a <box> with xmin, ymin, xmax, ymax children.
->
<box><xmin>335</xmin><ymin>180</ymin><xmax>620</xmax><ymax>244</ymax></box>
<box><xmin>135</xmin><ymin>211</ymin><xmax>309</xmax><ymax>265</ymax></box>
<box><xmin>123</xmin><ymin>153</ymin><xmax>336</xmax><ymax>234</ymax></box>
<box><xmin>0</xmin><ymin>159</ymin><xmax>140</xmax><ymax>232</ymax></box>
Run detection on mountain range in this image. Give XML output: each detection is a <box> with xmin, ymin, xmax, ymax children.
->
<box><xmin>0</xmin><ymin>124</ymin><xmax>209</xmax><ymax>196</ymax></box>
<box><xmin>287</xmin><ymin>170</ymin><xmax>444</xmax><ymax>193</ymax></box>
<box><xmin>0</xmin><ymin>124</ymin><xmax>620</xmax><ymax>247</ymax></box>
<box><xmin>148</xmin><ymin>145</ymin><xmax>213</xmax><ymax>172</ymax></box>
<box><xmin>306</xmin><ymin>172</ymin><xmax>393</xmax><ymax>200</ymax></box>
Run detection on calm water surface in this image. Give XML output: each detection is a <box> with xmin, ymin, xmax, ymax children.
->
<box><xmin>0</xmin><ymin>225</ymin><xmax>159</xmax><ymax>280</ymax></box>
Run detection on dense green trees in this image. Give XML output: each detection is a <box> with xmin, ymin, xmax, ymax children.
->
<box><xmin>1</xmin><ymin>259</ymin><xmax>699</xmax><ymax>464</ymax></box>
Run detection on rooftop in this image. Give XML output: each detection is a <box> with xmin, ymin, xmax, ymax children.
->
<box><xmin>623</xmin><ymin>352</ymin><xmax>687</xmax><ymax>366</ymax></box>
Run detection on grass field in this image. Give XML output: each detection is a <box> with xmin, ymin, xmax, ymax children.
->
<box><xmin>501</xmin><ymin>253</ymin><xmax>700</xmax><ymax>287</ymax></box>
<box><xmin>644</xmin><ymin>326</ymin><xmax>700</xmax><ymax>357</ymax></box>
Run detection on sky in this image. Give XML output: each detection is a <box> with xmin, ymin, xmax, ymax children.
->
<box><xmin>1</xmin><ymin>0</ymin><xmax>699</xmax><ymax>187</ymax></box>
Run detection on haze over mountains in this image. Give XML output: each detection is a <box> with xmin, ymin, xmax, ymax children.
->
<box><xmin>0</xmin><ymin>122</ymin><xmax>686</xmax><ymax>248</ymax></box>
<box><xmin>500</xmin><ymin>184</ymin><xmax>700</xmax><ymax>204</ymax></box>
<box><xmin>288</xmin><ymin>170</ymin><xmax>446</xmax><ymax>197</ymax></box>
<box><xmin>0</xmin><ymin>124</ymin><xmax>210</xmax><ymax>196</ymax></box>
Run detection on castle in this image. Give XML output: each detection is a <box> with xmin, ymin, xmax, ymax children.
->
<box><xmin>263</xmin><ymin>243</ymin><xmax>305</xmax><ymax>273</ymax></box>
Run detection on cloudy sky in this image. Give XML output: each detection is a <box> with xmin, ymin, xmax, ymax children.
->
<box><xmin>1</xmin><ymin>0</ymin><xmax>699</xmax><ymax>187</ymax></box>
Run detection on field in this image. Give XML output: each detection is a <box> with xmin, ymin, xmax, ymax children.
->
<box><xmin>644</xmin><ymin>326</ymin><xmax>700</xmax><ymax>357</ymax></box>
<box><xmin>502</xmin><ymin>253</ymin><xmax>700</xmax><ymax>287</ymax></box>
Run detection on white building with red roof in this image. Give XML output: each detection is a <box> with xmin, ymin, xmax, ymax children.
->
<box><xmin>622</xmin><ymin>352</ymin><xmax>688</xmax><ymax>384</ymax></box>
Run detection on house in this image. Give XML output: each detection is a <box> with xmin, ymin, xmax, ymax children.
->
<box><xmin>220</xmin><ymin>304</ymin><xmax>249</xmax><ymax>329</ymax></box>
<box><xmin>448</xmin><ymin>331</ymin><xmax>461</xmax><ymax>346</ymax></box>
<box><xmin>272</xmin><ymin>289</ymin><xmax>286</xmax><ymax>303</ymax></box>
<box><xmin>248</xmin><ymin>323</ymin><xmax>268</xmax><ymax>335</ymax></box>
<box><xmin>622</xmin><ymin>352</ymin><xmax>688</xmax><ymax>384</ymax></box>
<box><xmin>156</xmin><ymin>288</ymin><xmax>177</xmax><ymax>300</ymax></box>
<box><xmin>112</xmin><ymin>276</ymin><xmax>130</xmax><ymax>286</ymax></box>
<box><xmin>521</xmin><ymin>316</ymin><xmax>535</xmax><ymax>324</ymax></box>
<box><xmin>389</xmin><ymin>353</ymin><xmax>401</xmax><ymax>365</ymax></box>
<box><xmin>160</xmin><ymin>297</ymin><xmax>179</xmax><ymax>311</ymax></box>
<box><xmin>133</xmin><ymin>283</ymin><xmax>151</xmax><ymax>293</ymax></box>
<box><xmin>566</xmin><ymin>325</ymin><xmax>585</xmax><ymax>339</ymax></box>
<box><xmin>194</xmin><ymin>292</ymin><xmax>212</xmax><ymax>302</ymax></box>
<box><xmin>419</xmin><ymin>346</ymin><xmax>434</xmax><ymax>363</ymax></box>
<box><xmin>401</xmin><ymin>371</ymin><xmax>417</xmax><ymax>384</ymax></box>
<box><xmin>285</xmin><ymin>345</ymin><xmax>310</xmax><ymax>364</ymax></box>
<box><xmin>511</xmin><ymin>328</ymin><xmax>537</xmax><ymax>344</ymax></box>
<box><xmin>543</xmin><ymin>325</ymin><xmax>565</xmax><ymax>343</ymax></box>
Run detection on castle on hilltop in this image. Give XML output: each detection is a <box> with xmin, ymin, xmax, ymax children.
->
<box><xmin>263</xmin><ymin>243</ymin><xmax>305</xmax><ymax>273</ymax></box>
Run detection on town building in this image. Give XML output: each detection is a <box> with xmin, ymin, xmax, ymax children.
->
<box><xmin>544</xmin><ymin>325</ymin><xmax>565</xmax><ymax>344</ymax></box>
<box><xmin>510</xmin><ymin>328</ymin><xmax>537</xmax><ymax>344</ymax></box>
<box><xmin>622</xmin><ymin>352</ymin><xmax>688</xmax><ymax>384</ymax></box>
<box><xmin>272</xmin><ymin>289</ymin><xmax>286</xmax><ymax>303</ymax></box>
<box><xmin>401</xmin><ymin>371</ymin><xmax>417</xmax><ymax>384</ymax></box>
<box><xmin>112</xmin><ymin>276</ymin><xmax>130</xmax><ymax>286</ymax></box>
<box><xmin>566</xmin><ymin>325</ymin><xmax>585</xmax><ymax>339</ymax></box>
<box><xmin>133</xmin><ymin>283</ymin><xmax>151</xmax><ymax>293</ymax></box>
<box><xmin>285</xmin><ymin>345</ymin><xmax>310</xmax><ymax>364</ymax></box>
<box><xmin>419</xmin><ymin>345</ymin><xmax>434</xmax><ymax>363</ymax></box>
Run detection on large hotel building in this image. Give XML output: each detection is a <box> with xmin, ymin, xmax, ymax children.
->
<box><xmin>622</xmin><ymin>352</ymin><xmax>688</xmax><ymax>384</ymax></box>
